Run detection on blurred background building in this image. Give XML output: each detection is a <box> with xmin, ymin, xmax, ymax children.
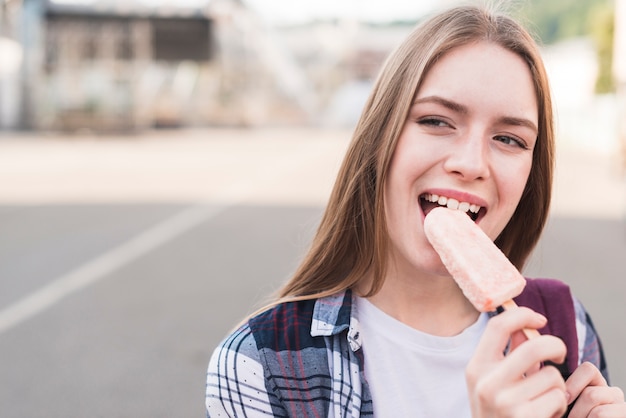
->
<box><xmin>0</xmin><ymin>0</ymin><xmax>624</xmax><ymax>165</ymax></box>
<box><xmin>0</xmin><ymin>0</ymin><xmax>416</xmax><ymax>132</ymax></box>
<box><xmin>2</xmin><ymin>0</ymin><xmax>303</xmax><ymax>131</ymax></box>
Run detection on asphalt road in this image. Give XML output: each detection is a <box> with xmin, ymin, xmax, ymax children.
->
<box><xmin>0</xmin><ymin>128</ymin><xmax>624</xmax><ymax>417</ymax></box>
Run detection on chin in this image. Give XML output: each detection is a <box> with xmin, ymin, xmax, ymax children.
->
<box><xmin>410</xmin><ymin>249</ymin><xmax>451</xmax><ymax>279</ymax></box>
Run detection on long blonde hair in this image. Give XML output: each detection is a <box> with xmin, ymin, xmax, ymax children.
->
<box><xmin>275</xmin><ymin>4</ymin><xmax>555</xmax><ymax>304</ymax></box>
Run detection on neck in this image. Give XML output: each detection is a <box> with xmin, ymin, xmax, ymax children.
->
<box><xmin>357</xmin><ymin>268</ymin><xmax>479</xmax><ymax>336</ymax></box>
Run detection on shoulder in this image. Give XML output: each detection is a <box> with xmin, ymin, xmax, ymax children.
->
<box><xmin>210</xmin><ymin>322</ymin><xmax>259</xmax><ymax>363</ymax></box>
<box><xmin>208</xmin><ymin>298</ymin><xmax>319</xmax><ymax>365</ymax></box>
<box><xmin>210</xmin><ymin>296</ymin><xmax>327</xmax><ymax>366</ymax></box>
<box><xmin>207</xmin><ymin>323</ymin><xmax>261</xmax><ymax>384</ymax></box>
<box><xmin>207</xmin><ymin>298</ymin><xmax>344</xmax><ymax>416</ymax></box>
<box><xmin>206</xmin><ymin>324</ymin><xmax>276</xmax><ymax>416</ymax></box>
<box><xmin>248</xmin><ymin>298</ymin><xmax>324</xmax><ymax>351</ymax></box>
<box><xmin>247</xmin><ymin>290</ymin><xmax>354</xmax><ymax>346</ymax></box>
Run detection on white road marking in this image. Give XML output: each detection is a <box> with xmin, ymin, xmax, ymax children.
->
<box><xmin>0</xmin><ymin>204</ymin><xmax>226</xmax><ymax>335</ymax></box>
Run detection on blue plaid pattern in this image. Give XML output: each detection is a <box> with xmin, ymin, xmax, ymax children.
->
<box><xmin>207</xmin><ymin>288</ymin><xmax>606</xmax><ymax>417</ymax></box>
<box><xmin>206</xmin><ymin>291</ymin><xmax>372</xmax><ymax>417</ymax></box>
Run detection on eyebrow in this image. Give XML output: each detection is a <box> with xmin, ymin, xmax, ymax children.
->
<box><xmin>413</xmin><ymin>95</ymin><xmax>538</xmax><ymax>134</ymax></box>
<box><xmin>414</xmin><ymin>95</ymin><xmax>468</xmax><ymax>114</ymax></box>
<box><xmin>498</xmin><ymin>116</ymin><xmax>539</xmax><ymax>134</ymax></box>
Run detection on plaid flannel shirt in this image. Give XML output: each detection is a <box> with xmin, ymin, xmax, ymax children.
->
<box><xmin>206</xmin><ymin>288</ymin><xmax>606</xmax><ymax>417</ymax></box>
<box><xmin>206</xmin><ymin>291</ymin><xmax>371</xmax><ymax>417</ymax></box>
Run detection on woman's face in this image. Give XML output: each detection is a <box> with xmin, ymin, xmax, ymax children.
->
<box><xmin>384</xmin><ymin>41</ymin><xmax>538</xmax><ymax>278</ymax></box>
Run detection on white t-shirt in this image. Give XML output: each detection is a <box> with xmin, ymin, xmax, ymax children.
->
<box><xmin>355</xmin><ymin>296</ymin><xmax>488</xmax><ymax>418</ymax></box>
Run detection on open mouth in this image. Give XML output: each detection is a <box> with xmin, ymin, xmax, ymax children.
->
<box><xmin>420</xmin><ymin>193</ymin><xmax>484</xmax><ymax>222</ymax></box>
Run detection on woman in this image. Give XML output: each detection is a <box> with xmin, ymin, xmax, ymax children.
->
<box><xmin>206</xmin><ymin>5</ymin><xmax>625</xmax><ymax>417</ymax></box>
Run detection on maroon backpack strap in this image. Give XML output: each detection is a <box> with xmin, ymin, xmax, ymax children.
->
<box><xmin>513</xmin><ymin>278</ymin><xmax>579</xmax><ymax>377</ymax></box>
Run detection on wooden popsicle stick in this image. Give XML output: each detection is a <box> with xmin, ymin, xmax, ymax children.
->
<box><xmin>500</xmin><ymin>299</ymin><xmax>541</xmax><ymax>339</ymax></box>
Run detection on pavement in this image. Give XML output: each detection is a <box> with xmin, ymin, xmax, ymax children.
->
<box><xmin>0</xmin><ymin>127</ymin><xmax>623</xmax><ymax>216</ymax></box>
<box><xmin>0</xmin><ymin>127</ymin><xmax>624</xmax><ymax>417</ymax></box>
<box><xmin>0</xmin><ymin>128</ymin><xmax>349</xmax><ymax>206</ymax></box>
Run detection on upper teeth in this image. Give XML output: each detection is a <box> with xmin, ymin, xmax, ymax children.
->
<box><xmin>423</xmin><ymin>193</ymin><xmax>481</xmax><ymax>214</ymax></box>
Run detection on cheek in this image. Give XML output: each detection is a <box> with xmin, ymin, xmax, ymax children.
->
<box><xmin>486</xmin><ymin>158</ymin><xmax>533</xmax><ymax>240</ymax></box>
<box><xmin>383</xmin><ymin>174</ymin><xmax>410</xmax><ymax>239</ymax></box>
<box><xmin>513</xmin><ymin>160</ymin><xmax>533</xmax><ymax>198</ymax></box>
<box><xmin>499</xmin><ymin>159</ymin><xmax>533</xmax><ymax>214</ymax></box>
<box><xmin>384</xmin><ymin>153</ymin><xmax>417</xmax><ymax>210</ymax></box>
<box><xmin>383</xmin><ymin>162</ymin><xmax>424</xmax><ymax>246</ymax></box>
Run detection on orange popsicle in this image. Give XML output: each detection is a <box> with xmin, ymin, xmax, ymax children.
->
<box><xmin>424</xmin><ymin>206</ymin><xmax>526</xmax><ymax>312</ymax></box>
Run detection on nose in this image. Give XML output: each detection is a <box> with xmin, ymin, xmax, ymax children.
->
<box><xmin>442</xmin><ymin>133</ymin><xmax>490</xmax><ymax>181</ymax></box>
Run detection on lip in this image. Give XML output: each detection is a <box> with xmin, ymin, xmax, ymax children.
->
<box><xmin>419</xmin><ymin>188</ymin><xmax>489</xmax><ymax>221</ymax></box>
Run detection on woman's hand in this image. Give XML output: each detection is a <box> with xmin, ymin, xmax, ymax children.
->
<box><xmin>466</xmin><ymin>307</ymin><xmax>568</xmax><ymax>418</ymax></box>
<box><xmin>566</xmin><ymin>362</ymin><xmax>625</xmax><ymax>417</ymax></box>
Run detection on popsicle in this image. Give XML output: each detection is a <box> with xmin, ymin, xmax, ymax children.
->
<box><xmin>424</xmin><ymin>206</ymin><xmax>539</xmax><ymax>338</ymax></box>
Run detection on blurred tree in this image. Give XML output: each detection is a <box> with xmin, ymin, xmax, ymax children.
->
<box><xmin>518</xmin><ymin>0</ymin><xmax>610</xmax><ymax>43</ymax></box>
<box><xmin>589</xmin><ymin>2</ymin><xmax>615</xmax><ymax>93</ymax></box>
<box><xmin>518</xmin><ymin>0</ymin><xmax>615</xmax><ymax>94</ymax></box>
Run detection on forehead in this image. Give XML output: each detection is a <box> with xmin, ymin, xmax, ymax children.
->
<box><xmin>416</xmin><ymin>41</ymin><xmax>538</xmax><ymax>121</ymax></box>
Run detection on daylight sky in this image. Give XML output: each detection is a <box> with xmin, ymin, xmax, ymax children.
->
<box><xmin>49</xmin><ymin>0</ymin><xmax>446</xmax><ymax>24</ymax></box>
<box><xmin>242</xmin><ymin>0</ymin><xmax>443</xmax><ymax>24</ymax></box>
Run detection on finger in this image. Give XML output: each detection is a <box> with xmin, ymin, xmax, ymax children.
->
<box><xmin>586</xmin><ymin>402</ymin><xmax>626</xmax><ymax>418</ymax></box>
<box><xmin>566</xmin><ymin>362</ymin><xmax>608</xmax><ymax>402</ymax></box>
<box><xmin>474</xmin><ymin>307</ymin><xmax>547</xmax><ymax>362</ymax></box>
<box><xmin>468</xmin><ymin>309</ymin><xmax>553</xmax><ymax>389</ymax></box>
<box><xmin>490</xmin><ymin>335</ymin><xmax>567</xmax><ymax>381</ymax></box>
<box><xmin>568</xmin><ymin>386</ymin><xmax>625</xmax><ymax>418</ymax></box>
<box><xmin>503</xmin><ymin>386</ymin><xmax>568</xmax><ymax>418</ymax></box>
<box><xmin>510</xmin><ymin>328</ymin><xmax>542</xmax><ymax>376</ymax></box>
<box><xmin>511</xmin><ymin>365</ymin><xmax>566</xmax><ymax>403</ymax></box>
<box><xmin>509</xmin><ymin>329</ymin><xmax>530</xmax><ymax>352</ymax></box>
<box><xmin>470</xmin><ymin>369</ymin><xmax>567</xmax><ymax>418</ymax></box>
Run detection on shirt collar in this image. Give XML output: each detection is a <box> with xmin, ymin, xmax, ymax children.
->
<box><xmin>310</xmin><ymin>289</ymin><xmax>362</xmax><ymax>351</ymax></box>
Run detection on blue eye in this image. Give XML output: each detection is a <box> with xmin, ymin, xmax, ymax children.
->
<box><xmin>418</xmin><ymin>118</ymin><xmax>450</xmax><ymax>128</ymax></box>
<box><xmin>494</xmin><ymin>135</ymin><xmax>528</xmax><ymax>149</ymax></box>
